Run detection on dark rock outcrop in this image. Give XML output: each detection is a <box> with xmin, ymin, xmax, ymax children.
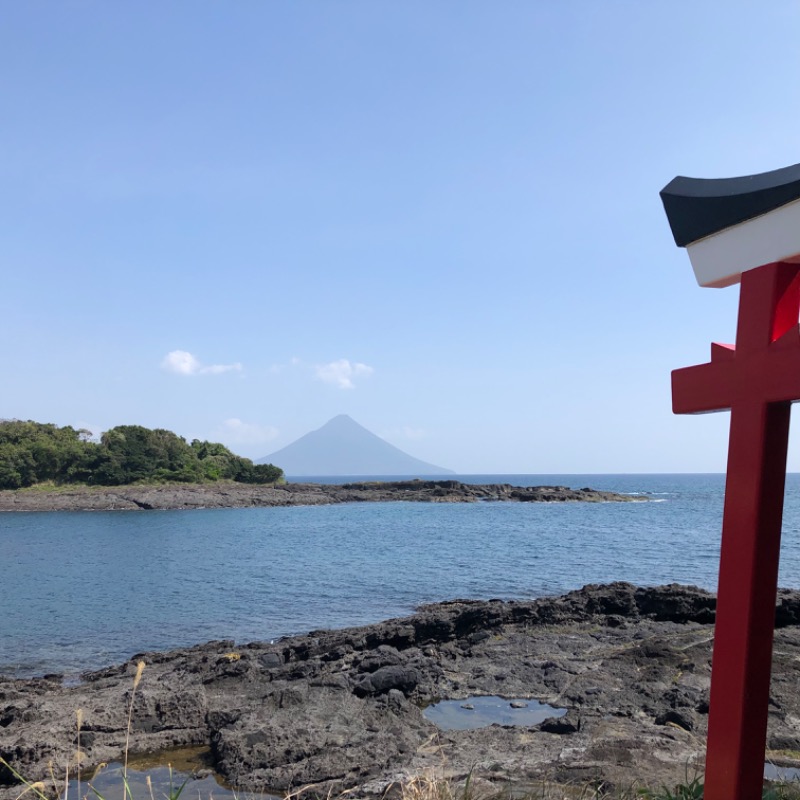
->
<box><xmin>0</xmin><ymin>481</ymin><xmax>639</xmax><ymax>512</ymax></box>
<box><xmin>5</xmin><ymin>583</ymin><xmax>799</xmax><ymax>798</ymax></box>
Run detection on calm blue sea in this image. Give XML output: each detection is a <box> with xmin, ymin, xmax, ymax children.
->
<box><xmin>3</xmin><ymin>473</ymin><xmax>800</xmax><ymax>679</ymax></box>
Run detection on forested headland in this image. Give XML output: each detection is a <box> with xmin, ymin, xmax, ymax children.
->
<box><xmin>0</xmin><ymin>420</ymin><xmax>283</xmax><ymax>489</ymax></box>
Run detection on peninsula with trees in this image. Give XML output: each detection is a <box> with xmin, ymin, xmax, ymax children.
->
<box><xmin>0</xmin><ymin>419</ymin><xmax>638</xmax><ymax>511</ymax></box>
<box><xmin>0</xmin><ymin>420</ymin><xmax>284</xmax><ymax>490</ymax></box>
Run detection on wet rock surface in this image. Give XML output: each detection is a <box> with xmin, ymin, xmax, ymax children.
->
<box><xmin>4</xmin><ymin>583</ymin><xmax>800</xmax><ymax>797</ymax></box>
<box><xmin>0</xmin><ymin>480</ymin><xmax>638</xmax><ymax>512</ymax></box>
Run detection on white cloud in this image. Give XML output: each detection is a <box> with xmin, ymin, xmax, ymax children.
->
<box><xmin>269</xmin><ymin>356</ymin><xmax>303</xmax><ymax>374</ymax></box>
<box><xmin>201</xmin><ymin>363</ymin><xmax>242</xmax><ymax>375</ymax></box>
<box><xmin>162</xmin><ymin>350</ymin><xmax>201</xmax><ymax>375</ymax></box>
<box><xmin>161</xmin><ymin>350</ymin><xmax>242</xmax><ymax>376</ymax></box>
<box><xmin>213</xmin><ymin>418</ymin><xmax>279</xmax><ymax>446</ymax></box>
<box><xmin>399</xmin><ymin>426</ymin><xmax>427</xmax><ymax>440</ymax></box>
<box><xmin>314</xmin><ymin>359</ymin><xmax>374</xmax><ymax>390</ymax></box>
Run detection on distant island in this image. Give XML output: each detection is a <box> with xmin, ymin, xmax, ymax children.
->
<box><xmin>0</xmin><ymin>420</ymin><xmax>283</xmax><ymax>489</ymax></box>
<box><xmin>258</xmin><ymin>414</ymin><xmax>454</xmax><ymax>476</ymax></box>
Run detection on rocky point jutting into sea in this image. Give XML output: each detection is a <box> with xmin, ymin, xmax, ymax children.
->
<box><xmin>4</xmin><ymin>582</ymin><xmax>800</xmax><ymax>798</ymax></box>
<box><xmin>0</xmin><ymin>480</ymin><xmax>638</xmax><ymax>512</ymax></box>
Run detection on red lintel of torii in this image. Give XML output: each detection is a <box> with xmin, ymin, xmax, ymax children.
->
<box><xmin>673</xmin><ymin>260</ymin><xmax>800</xmax><ymax>800</ymax></box>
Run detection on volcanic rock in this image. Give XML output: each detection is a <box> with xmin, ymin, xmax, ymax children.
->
<box><xmin>5</xmin><ymin>583</ymin><xmax>800</xmax><ymax>797</ymax></box>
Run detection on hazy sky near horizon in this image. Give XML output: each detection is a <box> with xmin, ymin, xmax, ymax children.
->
<box><xmin>3</xmin><ymin>2</ymin><xmax>800</xmax><ymax>473</ymax></box>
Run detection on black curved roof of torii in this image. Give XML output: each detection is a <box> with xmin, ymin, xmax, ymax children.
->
<box><xmin>660</xmin><ymin>162</ymin><xmax>800</xmax><ymax>247</ymax></box>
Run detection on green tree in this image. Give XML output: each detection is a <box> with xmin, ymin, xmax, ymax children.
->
<box><xmin>0</xmin><ymin>419</ymin><xmax>284</xmax><ymax>488</ymax></box>
<box><xmin>234</xmin><ymin>462</ymin><xmax>284</xmax><ymax>484</ymax></box>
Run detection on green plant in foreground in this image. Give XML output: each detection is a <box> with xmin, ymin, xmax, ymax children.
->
<box><xmin>638</xmin><ymin>776</ymin><xmax>704</xmax><ymax>800</ymax></box>
<box><xmin>636</xmin><ymin>776</ymin><xmax>800</xmax><ymax>800</ymax></box>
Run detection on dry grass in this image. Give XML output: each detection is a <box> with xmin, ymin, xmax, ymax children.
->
<box><xmin>0</xmin><ymin>660</ymin><xmax>187</xmax><ymax>800</ymax></box>
<box><xmin>385</xmin><ymin>773</ymin><xmax>800</xmax><ymax>800</ymax></box>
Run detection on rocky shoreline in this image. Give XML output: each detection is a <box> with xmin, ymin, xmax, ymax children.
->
<box><xmin>0</xmin><ymin>480</ymin><xmax>639</xmax><ymax>512</ymax></box>
<box><xmin>4</xmin><ymin>582</ymin><xmax>800</xmax><ymax>797</ymax></box>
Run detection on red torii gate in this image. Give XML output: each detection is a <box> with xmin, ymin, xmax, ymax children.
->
<box><xmin>661</xmin><ymin>162</ymin><xmax>800</xmax><ymax>800</ymax></box>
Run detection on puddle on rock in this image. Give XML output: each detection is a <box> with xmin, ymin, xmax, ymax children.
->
<box><xmin>423</xmin><ymin>695</ymin><xmax>566</xmax><ymax>730</ymax></box>
<box><xmin>67</xmin><ymin>746</ymin><xmax>278</xmax><ymax>800</ymax></box>
<box><xmin>123</xmin><ymin>745</ymin><xmax>217</xmax><ymax>776</ymax></box>
<box><xmin>765</xmin><ymin>762</ymin><xmax>800</xmax><ymax>782</ymax></box>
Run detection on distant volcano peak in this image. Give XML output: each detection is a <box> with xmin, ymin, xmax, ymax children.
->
<box><xmin>328</xmin><ymin>413</ymin><xmax>357</xmax><ymax>425</ymax></box>
<box><xmin>258</xmin><ymin>416</ymin><xmax>453</xmax><ymax>477</ymax></box>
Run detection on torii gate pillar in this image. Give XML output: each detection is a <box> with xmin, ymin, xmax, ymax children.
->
<box><xmin>661</xmin><ymin>162</ymin><xmax>800</xmax><ymax>800</ymax></box>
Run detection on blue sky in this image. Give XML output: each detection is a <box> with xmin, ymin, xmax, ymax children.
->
<box><xmin>2</xmin><ymin>2</ymin><xmax>800</xmax><ymax>473</ymax></box>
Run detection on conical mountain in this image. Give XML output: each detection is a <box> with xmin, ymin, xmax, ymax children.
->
<box><xmin>258</xmin><ymin>415</ymin><xmax>454</xmax><ymax>476</ymax></box>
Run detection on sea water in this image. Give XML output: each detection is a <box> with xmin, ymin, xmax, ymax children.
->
<box><xmin>3</xmin><ymin>473</ymin><xmax>800</xmax><ymax>678</ymax></box>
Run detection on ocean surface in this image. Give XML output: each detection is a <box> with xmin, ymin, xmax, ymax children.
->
<box><xmin>3</xmin><ymin>473</ymin><xmax>800</xmax><ymax>679</ymax></box>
